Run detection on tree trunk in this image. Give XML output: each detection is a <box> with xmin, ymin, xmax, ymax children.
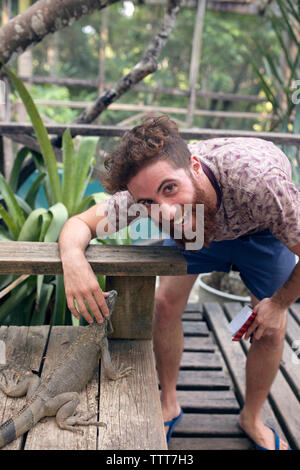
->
<box><xmin>74</xmin><ymin>0</ymin><xmax>181</xmax><ymax>125</ymax></box>
<box><xmin>0</xmin><ymin>0</ymin><xmax>120</xmax><ymax>65</ymax></box>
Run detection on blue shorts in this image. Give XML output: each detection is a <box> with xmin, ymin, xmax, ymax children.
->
<box><xmin>163</xmin><ymin>230</ymin><xmax>296</xmax><ymax>300</ymax></box>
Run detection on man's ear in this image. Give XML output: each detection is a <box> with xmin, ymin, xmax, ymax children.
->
<box><xmin>190</xmin><ymin>155</ymin><xmax>202</xmax><ymax>178</ymax></box>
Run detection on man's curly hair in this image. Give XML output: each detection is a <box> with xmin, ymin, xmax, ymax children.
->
<box><xmin>101</xmin><ymin>114</ymin><xmax>191</xmax><ymax>194</ymax></box>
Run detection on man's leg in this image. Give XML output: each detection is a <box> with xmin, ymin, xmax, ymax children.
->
<box><xmin>153</xmin><ymin>274</ymin><xmax>198</xmax><ymax>430</ymax></box>
<box><xmin>239</xmin><ymin>293</ymin><xmax>289</xmax><ymax>450</ymax></box>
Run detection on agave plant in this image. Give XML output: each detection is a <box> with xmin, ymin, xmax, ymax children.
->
<box><xmin>0</xmin><ymin>66</ymin><xmax>129</xmax><ymax>326</ymax></box>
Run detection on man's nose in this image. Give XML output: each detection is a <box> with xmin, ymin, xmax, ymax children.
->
<box><xmin>160</xmin><ymin>203</ymin><xmax>178</xmax><ymax>221</ymax></box>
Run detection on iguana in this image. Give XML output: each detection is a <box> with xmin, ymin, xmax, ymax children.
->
<box><xmin>0</xmin><ymin>290</ymin><xmax>132</xmax><ymax>449</ymax></box>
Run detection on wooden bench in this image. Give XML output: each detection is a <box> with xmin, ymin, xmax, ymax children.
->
<box><xmin>0</xmin><ymin>241</ymin><xmax>187</xmax><ymax>450</ymax></box>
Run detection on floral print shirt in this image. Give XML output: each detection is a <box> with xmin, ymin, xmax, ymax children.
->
<box><xmin>104</xmin><ymin>138</ymin><xmax>300</xmax><ymax>249</ymax></box>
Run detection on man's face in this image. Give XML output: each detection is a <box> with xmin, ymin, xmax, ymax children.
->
<box><xmin>127</xmin><ymin>159</ymin><xmax>217</xmax><ymax>249</ymax></box>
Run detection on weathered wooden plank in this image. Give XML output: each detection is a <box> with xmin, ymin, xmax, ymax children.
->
<box><xmin>184</xmin><ymin>336</ymin><xmax>216</xmax><ymax>352</ymax></box>
<box><xmin>176</xmin><ymin>390</ymin><xmax>240</xmax><ymax>412</ymax></box>
<box><xmin>1</xmin><ymin>123</ymin><xmax>300</xmax><ymax>146</ymax></box>
<box><xmin>174</xmin><ymin>413</ymin><xmax>243</xmax><ymax>436</ymax></box>
<box><xmin>98</xmin><ymin>339</ymin><xmax>166</xmax><ymax>450</ymax></box>
<box><xmin>182</xmin><ymin>321</ymin><xmax>209</xmax><ymax>337</ymax></box>
<box><xmin>169</xmin><ymin>437</ymin><xmax>253</xmax><ymax>450</ymax></box>
<box><xmin>203</xmin><ymin>303</ymin><xmax>287</xmax><ymax>439</ymax></box>
<box><xmin>184</xmin><ymin>303</ymin><xmax>202</xmax><ymax>313</ymax></box>
<box><xmin>180</xmin><ymin>351</ymin><xmax>222</xmax><ymax>370</ymax></box>
<box><xmin>24</xmin><ymin>327</ymin><xmax>99</xmax><ymax>450</ymax></box>
<box><xmin>182</xmin><ymin>312</ymin><xmax>203</xmax><ymax>321</ymax></box>
<box><xmin>0</xmin><ymin>242</ymin><xmax>187</xmax><ymax>276</ymax></box>
<box><xmin>280</xmin><ymin>342</ymin><xmax>300</xmax><ymax>401</ymax></box>
<box><xmin>286</xmin><ymin>310</ymin><xmax>300</xmax><ymax>345</ymax></box>
<box><xmin>221</xmin><ymin>302</ymin><xmax>300</xmax><ymax>449</ymax></box>
<box><xmin>106</xmin><ymin>276</ymin><xmax>155</xmax><ymax>339</ymax></box>
<box><xmin>177</xmin><ymin>370</ymin><xmax>231</xmax><ymax>390</ymax></box>
<box><xmin>289</xmin><ymin>304</ymin><xmax>300</xmax><ymax>324</ymax></box>
<box><xmin>0</xmin><ymin>326</ymin><xmax>49</xmax><ymax>450</ymax></box>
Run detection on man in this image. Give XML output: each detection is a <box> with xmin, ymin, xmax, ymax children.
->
<box><xmin>59</xmin><ymin>115</ymin><xmax>300</xmax><ymax>450</ymax></box>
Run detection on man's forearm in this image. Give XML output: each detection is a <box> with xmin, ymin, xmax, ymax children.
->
<box><xmin>271</xmin><ymin>260</ymin><xmax>300</xmax><ymax>309</ymax></box>
<box><xmin>58</xmin><ymin>216</ymin><xmax>92</xmax><ymax>261</ymax></box>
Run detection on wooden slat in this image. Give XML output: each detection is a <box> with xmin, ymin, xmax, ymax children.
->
<box><xmin>177</xmin><ymin>370</ymin><xmax>231</xmax><ymax>390</ymax></box>
<box><xmin>176</xmin><ymin>390</ymin><xmax>240</xmax><ymax>412</ymax></box>
<box><xmin>182</xmin><ymin>321</ymin><xmax>209</xmax><ymax>337</ymax></box>
<box><xmin>24</xmin><ymin>326</ymin><xmax>99</xmax><ymax>450</ymax></box>
<box><xmin>220</xmin><ymin>302</ymin><xmax>300</xmax><ymax>449</ymax></box>
<box><xmin>106</xmin><ymin>275</ymin><xmax>155</xmax><ymax>339</ymax></box>
<box><xmin>203</xmin><ymin>303</ymin><xmax>287</xmax><ymax>440</ymax></box>
<box><xmin>181</xmin><ymin>351</ymin><xmax>222</xmax><ymax>370</ymax></box>
<box><xmin>1</xmin><ymin>123</ymin><xmax>300</xmax><ymax>146</ymax></box>
<box><xmin>169</xmin><ymin>437</ymin><xmax>253</xmax><ymax>450</ymax></box>
<box><xmin>0</xmin><ymin>242</ymin><xmax>186</xmax><ymax>276</ymax></box>
<box><xmin>0</xmin><ymin>326</ymin><xmax>49</xmax><ymax>450</ymax></box>
<box><xmin>98</xmin><ymin>339</ymin><xmax>167</xmax><ymax>450</ymax></box>
<box><xmin>184</xmin><ymin>336</ymin><xmax>216</xmax><ymax>352</ymax></box>
<box><xmin>289</xmin><ymin>304</ymin><xmax>300</xmax><ymax>324</ymax></box>
<box><xmin>174</xmin><ymin>413</ymin><xmax>243</xmax><ymax>436</ymax></box>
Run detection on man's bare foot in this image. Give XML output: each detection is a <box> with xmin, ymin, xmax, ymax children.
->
<box><xmin>239</xmin><ymin>413</ymin><xmax>289</xmax><ymax>450</ymax></box>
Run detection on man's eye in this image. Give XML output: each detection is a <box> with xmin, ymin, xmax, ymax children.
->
<box><xmin>141</xmin><ymin>200</ymin><xmax>153</xmax><ymax>207</ymax></box>
<box><xmin>164</xmin><ymin>184</ymin><xmax>176</xmax><ymax>193</ymax></box>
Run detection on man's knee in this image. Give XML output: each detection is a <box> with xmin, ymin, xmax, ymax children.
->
<box><xmin>154</xmin><ymin>288</ymin><xmax>180</xmax><ymax>325</ymax></box>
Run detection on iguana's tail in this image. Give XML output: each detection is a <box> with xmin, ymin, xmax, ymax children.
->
<box><xmin>0</xmin><ymin>398</ymin><xmax>44</xmax><ymax>448</ymax></box>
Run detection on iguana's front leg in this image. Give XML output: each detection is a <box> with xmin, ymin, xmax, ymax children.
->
<box><xmin>0</xmin><ymin>367</ymin><xmax>40</xmax><ymax>400</ymax></box>
<box><xmin>100</xmin><ymin>337</ymin><xmax>133</xmax><ymax>380</ymax></box>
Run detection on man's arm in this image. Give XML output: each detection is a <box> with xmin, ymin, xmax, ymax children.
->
<box><xmin>58</xmin><ymin>202</ymin><xmax>112</xmax><ymax>323</ymax></box>
<box><xmin>245</xmin><ymin>241</ymin><xmax>300</xmax><ymax>341</ymax></box>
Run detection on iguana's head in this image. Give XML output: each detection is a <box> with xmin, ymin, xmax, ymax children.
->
<box><xmin>105</xmin><ymin>290</ymin><xmax>118</xmax><ymax>316</ymax></box>
<box><xmin>104</xmin><ymin>290</ymin><xmax>118</xmax><ymax>335</ymax></box>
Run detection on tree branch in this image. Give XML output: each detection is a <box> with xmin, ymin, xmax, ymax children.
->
<box><xmin>74</xmin><ymin>0</ymin><xmax>182</xmax><ymax>124</ymax></box>
<box><xmin>0</xmin><ymin>0</ymin><xmax>119</xmax><ymax>64</ymax></box>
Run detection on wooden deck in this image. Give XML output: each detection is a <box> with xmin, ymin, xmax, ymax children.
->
<box><xmin>0</xmin><ymin>300</ymin><xmax>299</xmax><ymax>450</ymax></box>
<box><xmin>0</xmin><ymin>327</ymin><xmax>166</xmax><ymax>450</ymax></box>
<box><xmin>168</xmin><ymin>301</ymin><xmax>300</xmax><ymax>451</ymax></box>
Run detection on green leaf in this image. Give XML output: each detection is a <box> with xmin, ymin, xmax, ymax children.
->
<box><xmin>8</xmin><ymin>147</ymin><xmax>31</xmax><ymax>193</ymax></box>
<box><xmin>2</xmin><ymin>65</ymin><xmax>62</xmax><ymax>204</ymax></box>
<box><xmin>0</xmin><ymin>281</ymin><xmax>35</xmax><ymax>324</ymax></box>
<box><xmin>0</xmin><ymin>173</ymin><xmax>25</xmax><ymax>233</ymax></box>
<box><xmin>62</xmin><ymin>128</ymin><xmax>75</xmax><ymax>214</ymax></box>
<box><xmin>17</xmin><ymin>207</ymin><xmax>47</xmax><ymax>241</ymax></box>
<box><xmin>0</xmin><ymin>203</ymin><xmax>19</xmax><ymax>239</ymax></box>
<box><xmin>44</xmin><ymin>203</ymin><xmax>68</xmax><ymax>242</ymax></box>
<box><xmin>39</xmin><ymin>211</ymin><xmax>52</xmax><ymax>242</ymax></box>
<box><xmin>277</xmin><ymin>0</ymin><xmax>299</xmax><ymax>46</ymax></box>
<box><xmin>0</xmin><ymin>225</ymin><xmax>14</xmax><ymax>241</ymax></box>
<box><xmin>51</xmin><ymin>275</ymin><xmax>67</xmax><ymax>325</ymax></box>
<box><xmin>71</xmin><ymin>138</ymin><xmax>97</xmax><ymax>214</ymax></box>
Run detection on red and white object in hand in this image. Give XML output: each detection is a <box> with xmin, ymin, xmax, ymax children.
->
<box><xmin>227</xmin><ymin>305</ymin><xmax>257</xmax><ymax>341</ymax></box>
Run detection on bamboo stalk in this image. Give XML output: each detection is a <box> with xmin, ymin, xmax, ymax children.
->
<box><xmin>0</xmin><ymin>274</ymin><xmax>30</xmax><ymax>299</ymax></box>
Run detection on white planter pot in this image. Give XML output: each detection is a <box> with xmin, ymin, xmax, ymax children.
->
<box><xmin>197</xmin><ymin>273</ymin><xmax>251</xmax><ymax>303</ymax></box>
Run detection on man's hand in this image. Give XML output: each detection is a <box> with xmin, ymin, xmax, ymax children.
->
<box><xmin>244</xmin><ymin>297</ymin><xmax>287</xmax><ymax>341</ymax></box>
<box><xmin>62</xmin><ymin>249</ymin><xmax>110</xmax><ymax>323</ymax></box>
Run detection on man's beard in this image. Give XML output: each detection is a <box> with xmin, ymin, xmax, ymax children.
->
<box><xmin>157</xmin><ymin>178</ymin><xmax>217</xmax><ymax>251</ymax></box>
